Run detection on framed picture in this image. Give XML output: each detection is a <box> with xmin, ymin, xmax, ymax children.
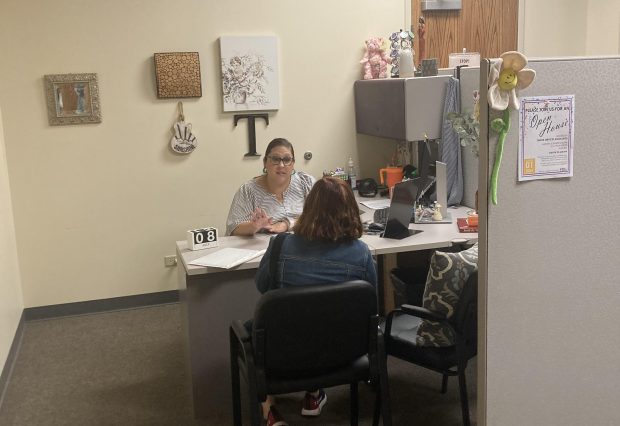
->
<box><xmin>153</xmin><ymin>52</ymin><xmax>202</xmax><ymax>98</ymax></box>
<box><xmin>219</xmin><ymin>36</ymin><xmax>280</xmax><ymax>112</ymax></box>
<box><xmin>44</xmin><ymin>73</ymin><xmax>101</xmax><ymax>125</ymax></box>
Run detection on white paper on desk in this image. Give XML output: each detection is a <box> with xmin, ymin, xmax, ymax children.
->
<box><xmin>189</xmin><ymin>247</ymin><xmax>266</xmax><ymax>269</ymax></box>
<box><xmin>359</xmin><ymin>199</ymin><xmax>391</xmax><ymax>210</ymax></box>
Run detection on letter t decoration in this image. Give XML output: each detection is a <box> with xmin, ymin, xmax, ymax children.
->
<box><xmin>233</xmin><ymin>114</ymin><xmax>270</xmax><ymax>157</ymax></box>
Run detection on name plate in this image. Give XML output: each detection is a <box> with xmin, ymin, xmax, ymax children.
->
<box><xmin>187</xmin><ymin>227</ymin><xmax>219</xmax><ymax>251</ymax></box>
<box><xmin>448</xmin><ymin>52</ymin><xmax>480</xmax><ymax>68</ymax></box>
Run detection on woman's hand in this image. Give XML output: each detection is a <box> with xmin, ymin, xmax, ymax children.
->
<box><xmin>250</xmin><ymin>208</ymin><xmax>271</xmax><ymax>233</ymax></box>
<box><xmin>264</xmin><ymin>220</ymin><xmax>289</xmax><ymax>234</ymax></box>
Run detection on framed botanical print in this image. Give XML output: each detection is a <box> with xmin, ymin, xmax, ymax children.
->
<box><xmin>219</xmin><ymin>36</ymin><xmax>280</xmax><ymax>112</ymax></box>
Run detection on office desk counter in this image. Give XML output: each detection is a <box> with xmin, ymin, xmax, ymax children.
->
<box><xmin>177</xmin><ymin>206</ymin><xmax>476</xmax><ymax>419</ymax></box>
<box><xmin>360</xmin><ymin>205</ymin><xmax>475</xmax><ymax>255</ymax></box>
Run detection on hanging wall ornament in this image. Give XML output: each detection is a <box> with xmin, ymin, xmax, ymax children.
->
<box><xmin>170</xmin><ymin>102</ymin><xmax>197</xmax><ymax>154</ymax></box>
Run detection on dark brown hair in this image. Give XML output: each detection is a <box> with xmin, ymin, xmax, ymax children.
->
<box><xmin>263</xmin><ymin>138</ymin><xmax>295</xmax><ymax>166</ymax></box>
<box><xmin>294</xmin><ymin>177</ymin><xmax>363</xmax><ymax>242</ymax></box>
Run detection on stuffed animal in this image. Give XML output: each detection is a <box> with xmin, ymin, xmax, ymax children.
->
<box><xmin>360</xmin><ymin>37</ymin><xmax>391</xmax><ymax>80</ymax></box>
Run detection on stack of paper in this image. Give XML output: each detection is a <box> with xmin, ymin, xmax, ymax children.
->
<box><xmin>188</xmin><ymin>247</ymin><xmax>266</xmax><ymax>269</ymax></box>
<box><xmin>359</xmin><ymin>199</ymin><xmax>391</xmax><ymax>210</ymax></box>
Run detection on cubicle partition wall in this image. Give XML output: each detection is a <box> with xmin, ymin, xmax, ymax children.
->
<box><xmin>354</xmin><ymin>71</ymin><xmax>480</xmax><ymax>208</ymax></box>
<box><xmin>479</xmin><ymin>57</ymin><xmax>620</xmax><ymax>425</ymax></box>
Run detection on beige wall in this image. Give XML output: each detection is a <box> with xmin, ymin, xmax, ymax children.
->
<box><xmin>585</xmin><ymin>1</ymin><xmax>620</xmax><ymax>54</ymax></box>
<box><xmin>0</xmin><ymin>105</ymin><xmax>24</xmax><ymax>372</ymax></box>
<box><xmin>521</xmin><ymin>0</ymin><xmax>588</xmax><ymax>56</ymax></box>
<box><xmin>521</xmin><ymin>0</ymin><xmax>620</xmax><ymax>57</ymax></box>
<box><xmin>0</xmin><ymin>0</ymin><xmax>404</xmax><ymax>307</ymax></box>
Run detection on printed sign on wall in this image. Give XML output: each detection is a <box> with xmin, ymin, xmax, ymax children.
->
<box><xmin>518</xmin><ymin>95</ymin><xmax>575</xmax><ymax>181</ymax></box>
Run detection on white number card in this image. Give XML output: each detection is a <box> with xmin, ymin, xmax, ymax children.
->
<box><xmin>187</xmin><ymin>227</ymin><xmax>219</xmax><ymax>251</ymax></box>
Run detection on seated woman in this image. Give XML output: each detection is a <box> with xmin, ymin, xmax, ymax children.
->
<box><xmin>226</xmin><ymin>138</ymin><xmax>315</xmax><ymax>236</ymax></box>
<box><xmin>254</xmin><ymin>176</ymin><xmax>377</xmax><ymax>426</ymax></box>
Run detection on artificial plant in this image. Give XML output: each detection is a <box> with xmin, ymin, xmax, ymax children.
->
<box><xmin>487</xmin><ymin>51</ymin><xmax>536</xmax><ymax>204</ymax></box>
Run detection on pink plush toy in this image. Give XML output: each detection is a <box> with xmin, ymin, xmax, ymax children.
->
<box><xmin>360</xmin><ymin>37</ymin><xmax>392</xmax><ymax>79</ymax></box>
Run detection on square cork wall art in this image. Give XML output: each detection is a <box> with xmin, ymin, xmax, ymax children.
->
<box><xmin>154</xmin><ymin>52</ymin><xmax>202</xmax><ymax>98</ymax></box>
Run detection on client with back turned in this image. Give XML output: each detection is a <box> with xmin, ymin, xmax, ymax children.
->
<box><xmin>254</xmin><ymin>176</ymin><xmax>377</xmax><ymax>426</ymax></box>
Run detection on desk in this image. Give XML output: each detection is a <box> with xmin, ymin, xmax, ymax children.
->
<box><xmin>176</xmin><ymin>206</ymin><xmax>476</xmax><ymax>419</ymax></box>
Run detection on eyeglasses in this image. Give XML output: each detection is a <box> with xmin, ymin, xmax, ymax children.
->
<box><xmin>267</xmin><ymin>155</ymin><xmax>294</xmax><ymax>166</ymax></box>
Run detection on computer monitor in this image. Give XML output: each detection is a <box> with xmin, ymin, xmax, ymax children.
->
<box><xmin>417</xmin><ymin>139</ymin><xmax>439</xmax><ymax>180</ymax></box>
<box><xmin>382</xmin><ymin>178</ymin><xmax>432</xmax><ymax>239</ymax></box>
<box><xmin>413</xmin><ymin>161</ymin><xmax>451</xmax><ymax>224</ymax></box>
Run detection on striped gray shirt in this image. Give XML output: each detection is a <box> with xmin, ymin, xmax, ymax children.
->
<box><xmin>226</xmin><ymin>171</ymin><xmax>316</xmax><ymax>235</ymax></box>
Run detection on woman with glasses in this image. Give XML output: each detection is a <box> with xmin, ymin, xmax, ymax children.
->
<box><xmin>226</xmin><ymin>138</ymin><xmax>315</xmax><ymax>236</ymax></box>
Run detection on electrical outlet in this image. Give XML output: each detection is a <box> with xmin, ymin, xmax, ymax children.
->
<box><xmin>164</xmin><ymin>255</ymin><xmax>177</xmax><ymax>267</ymax></box>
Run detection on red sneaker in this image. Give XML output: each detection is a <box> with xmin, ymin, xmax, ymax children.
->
<box><xmin>267</xmin><ymin>406</ymin><xmax>288</xmax><ymax>426</ymax></box>
<box><xmin>301</xmin><ymin>389</ymin><xmax>327</xmax><ymax>416</ymax></box>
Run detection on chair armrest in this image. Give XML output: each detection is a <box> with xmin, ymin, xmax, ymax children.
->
<box><xmin>231</xmin><ymin>319</ymin><xmax>251</xmax><ymax>342</ymax></box>
<box><xmin>400</xmin><ymin>304</ymin><xmax>444</xmax><ymax>322</ymax></box>
<box><xmin>400</xmin><ymin>304</ymin><xmax>460</xmax><ymax>337</ymax></box>
<box><xmin>230</xmin><ymin>320</ymin><xmax>254</xmax><ymax>366</ymax></box>
<box><xmin>385</xmin><ymin>304</ymin><xmax>456</xmax><ymax>338</ymax></box>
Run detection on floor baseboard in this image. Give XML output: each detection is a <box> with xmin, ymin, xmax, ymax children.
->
<box><xmin>23</xmin><ymin>290</ymin><xmax>180</xmax><ymax>321</ymax></box>
<box><xmin>0</xmin><ymin>311</ymin><xmax>25</xmax><ymax>410</ymax></box>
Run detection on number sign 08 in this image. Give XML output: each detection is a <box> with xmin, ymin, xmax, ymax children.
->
<box><xmin>187</xmin><ymin>227</ymin><xmax>218</xmax><ymax>250</ymax></box>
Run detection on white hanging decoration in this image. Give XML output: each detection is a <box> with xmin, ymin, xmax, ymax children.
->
<box><xmin>170</xmin><ymin>102</ymin><xmax>197</xmax><ymax>154</ymax></box>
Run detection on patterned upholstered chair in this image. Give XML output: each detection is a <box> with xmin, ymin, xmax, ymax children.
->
<box><xmin>383</xmin><ymin>245</ymin><xmax>478</xmax><ymax>426</ymax></box>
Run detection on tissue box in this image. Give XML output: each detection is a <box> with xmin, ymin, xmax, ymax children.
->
<box><xmin>187</xmin><ymin>227</ymin><xmax>219</xmax><ymax>250</ymax></box>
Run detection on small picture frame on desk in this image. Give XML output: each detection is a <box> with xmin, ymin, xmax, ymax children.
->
<box><xmin>44</xmin><ymin>73</ymin><xmax>101</xmax><ymax>126</ymax></box>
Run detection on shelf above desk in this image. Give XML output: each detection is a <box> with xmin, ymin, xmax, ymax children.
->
<box><xmin>354</xmin><ymin>75</ymin><xmax>451</xmax><ymax>141</ymax></box>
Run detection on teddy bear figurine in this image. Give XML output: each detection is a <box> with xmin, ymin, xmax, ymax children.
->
<box><xmin>360</xmin><ymin>37</ymin><xmax>391</xmax><ymax>80</ymax></box>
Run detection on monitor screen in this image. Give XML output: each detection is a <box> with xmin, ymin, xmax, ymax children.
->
<box><xmin>383</xmin><ymin>179</ymin><xmax>428</xmax><ymax>239</ymax></box>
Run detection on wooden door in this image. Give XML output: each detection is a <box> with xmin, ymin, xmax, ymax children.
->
<box><xmin>411</xmin><ymin>0</ymin><xmax>519</xmax><ymax>68</ymax></box>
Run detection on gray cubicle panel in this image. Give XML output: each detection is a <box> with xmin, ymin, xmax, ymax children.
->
<box><xmin>354</xmin><ymin>76</ymin><xmax>451</xmax><ymax>141</ymax></box>
<box><xmin>479</xmin><ymin>57</ymin><xmax>620</xmax><ymax>425</ymax></box>
<box><xmin>354</xmin><ymin>72</ymin><xmax>479</xmax><ymax>208</ymax></box>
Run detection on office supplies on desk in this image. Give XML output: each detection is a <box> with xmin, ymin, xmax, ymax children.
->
<box><xmin>359</xmin><ymin>199</ymin><xmax>391</xmax><ymax>210</ymax></box>
<box><xmin>373</xmin><ymin>207</ymin><xmax>389</xmax><ymax>224</ymax></box>
<box><xmin>379</xmin><ymin>166</ymin><xmax>403</xmax><ymax>190</ymax></box>
<box><xmin>456</xmin><ymin>217</ymin><xmax>478</xmax><ymax>233</ymax></box>
<box><xmin>189</xmin><ymin>247</ymin><xmax>266</xmax><ymax>269</ymax></box>
<box><xmin>414</xmin><ymin>161</ymin><xmax>452</xmax><ymax>224</ymax></box>
<box><xmin>357</xmin><ymin>178</ymin><xmax>378</xmax><ymax>197</ymax></box>
<box><xmin>368</xmin><ymin>222</ymin><xmax>385</xmax><ymax>232</ymax></box>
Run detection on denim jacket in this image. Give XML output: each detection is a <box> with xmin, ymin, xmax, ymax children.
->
<box><xmin>255</xmin><ymin>233</ymin><xmax>377</xmax><ymax>294</ymax></box>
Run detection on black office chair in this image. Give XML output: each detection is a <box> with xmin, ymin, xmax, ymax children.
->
<box><xmin>383</xmin><ymin>270</ymin><xmax>478</xmax><ymax>426</ymax></box>
<box><xmin>229</xmin><ymin>280</ymin><xmax>392</xmax><ymax>426</ymax></box>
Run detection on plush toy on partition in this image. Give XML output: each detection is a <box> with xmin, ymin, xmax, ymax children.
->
<box><xmin>360</xmin><ymin>37</ymin><xmax>391</xmax><ymax>80</ymax></box>
<box><xmin>487</xmin><ymin>51</ymin><xmax>536</xmax><ymax>204</ymax></box>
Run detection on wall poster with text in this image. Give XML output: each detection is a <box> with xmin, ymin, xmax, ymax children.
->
<box><xmin>518</xmin><ymin>95</ymin><xmax>575</xmax><ymax>181</ymax></box>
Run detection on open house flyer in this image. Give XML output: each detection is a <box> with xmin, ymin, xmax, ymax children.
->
<box><xmin>518</xmin><ymin>95</ymin><xmax>575</xmax><ymax>181</ymax></box>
